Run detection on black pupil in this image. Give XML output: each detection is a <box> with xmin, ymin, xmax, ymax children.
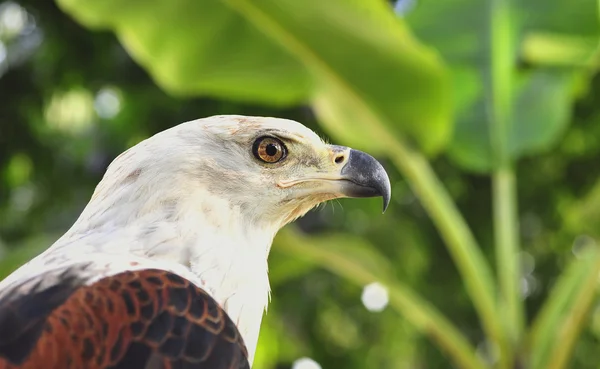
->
<box><xmin>265</xmin><ymin>143</ymin><xmax>278</xmax><ymax>156</ymax></box>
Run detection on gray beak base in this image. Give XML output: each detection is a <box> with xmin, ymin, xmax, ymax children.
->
<box><xmin>340</xmin><ymin>149</ymin><xmax>391</xmax><ymax>212</ymax></box>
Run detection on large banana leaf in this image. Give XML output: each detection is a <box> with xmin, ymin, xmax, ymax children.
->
<box><xmin>405</xmin><ymin>0</ymin><xmax>599</xmax><ymax>171</ymax></box>
<box><xmin>56</xmin><ymin>0</ymin><xmax>452</xmax><ymax>155</ymax></box>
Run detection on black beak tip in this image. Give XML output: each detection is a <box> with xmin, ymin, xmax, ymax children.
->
<box><xmin>382</xmin><ymin>186</ymin><xmax>391</xmax><ymax>213</ymax></box>
<box><xmin>341</xmin><ymin>149</ymin><xmax>391</xmax><ymax>214</ymax></box>
<box><xmin>379</xmin><ymin>171</ymin><xmax>391</xmax><ymax>213</ymax></box>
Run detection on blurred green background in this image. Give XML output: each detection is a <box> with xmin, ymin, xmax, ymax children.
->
<box><xmin>1</xmin><ymin>0</ymin><xmax>599</xmax><ymax>368</ymax></box>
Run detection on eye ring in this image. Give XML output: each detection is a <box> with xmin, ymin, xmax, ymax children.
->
<box><xmin>252</xmin><ymin>136</ymin><xmax>287</xmax><ymax>164</ymax></box>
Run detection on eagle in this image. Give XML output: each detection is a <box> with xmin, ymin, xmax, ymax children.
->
<box><xmin>0</xmin><ymin>115</ymin><xmax>391</xmax><ymax>369</ymax></box>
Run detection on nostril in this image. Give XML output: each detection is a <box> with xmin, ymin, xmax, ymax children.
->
<box><xmin>334</xmin><ymin>155</ymin><xmax>345</xmax><ymax>164</ymax></box>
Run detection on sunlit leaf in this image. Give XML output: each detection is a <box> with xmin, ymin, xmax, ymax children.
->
<box><xmin>55</xmin><ymin>0</ymin><xmax>309</xmax><ymax>105</ymax></box>
<box><xmin>405</xmin><ymin>0</ymin><xmax>599</xmax><ymax>171</ymax></box>
<box><xmin>56</xmin><ymin>0</ymin><xmax>451</xmax><ymax>154</ymax></box>
<box><xmin>521</xmin><ymin>33</ymin><xmax>599</xmax><ymax>68</ymax></box>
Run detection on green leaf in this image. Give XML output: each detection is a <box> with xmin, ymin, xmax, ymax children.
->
<box><xmin>274</xmin><ymin>228</ymin><xmax>487</xmax><ymax>369</ymax></box>
<box><xmin>56</xmin><ymin>0</ymin><xmax>310</xmax><ymax>105</ymax></box>
<box><xmin>527</xmin><ymin>248</ymin><xmax>600</xmax><ymax>369</ymax></box>
<box><xmin>448</xmin><ymin>68</ymin><xmax>577</xmax><ymax>171</ymax></box>
<box><xmin>56</xmin><ymin>0</ymin><xmax>451</xmax><ymax>154</ymax></box>
<box><xmin>509</xmin><ymin>69</ymin><xmax>576</xmax><ymax>157</ymax></box>
<box><xmin>517</xmin><ymin>1</ymin><xmax>599</xmax><ymax>37</ymax></box>
<box><xmin>521</xmin><ymin>33</ymin><xmax>599</xmax><ymax>68</ymax></box>
<box><xmin>405</xmin><ymin>0</ymin><xmax>599</xmax><ymax>172</ymax></box>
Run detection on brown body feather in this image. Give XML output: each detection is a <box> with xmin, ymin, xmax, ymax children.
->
<box><xmin>0</xmin><ymin>268</ymin><xmax>249</xmax><ymax>369</ymax></box>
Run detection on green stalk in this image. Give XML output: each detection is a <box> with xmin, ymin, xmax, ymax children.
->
<box><xmin>528</xmin><ymin>250</ymin><xmax>600</xmax><ymax>369</ymax></box>
<box><xmin>385</xmin><ymin>142</ymin><xmax>507</xmax><ymax>364</ymax></box>
<box><xmin>489</xmin><ymin>0</ymin><xmax>523</xmax><ymax>361</ymax></box>
<box><xmin>276</xmin><ymin>229</ymin><xmax>488</xmax><ymax>369</ymax></box>
<box><xmin>545</xmin><ymin>254</ymin><xmax>600</xmax><ymax>369</ymax></box>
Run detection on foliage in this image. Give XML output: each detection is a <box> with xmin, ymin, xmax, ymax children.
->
<box><xmin>56</xmin><ymin>0</ymin><xmax>452</xmax><ymax>155</ymax></box>
<box><xmin>1</xmin><ymin>0</ymin><xmax>600</xmax><ymax>368</ymax></box>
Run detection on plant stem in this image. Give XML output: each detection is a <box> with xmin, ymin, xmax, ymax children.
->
<box><xmin>492</xmin><ymin>168</ymin><xmax>522</xmax><ymax>342</ymax></box>
<box><xmin>276</xmin><ymin>229</ymin><xmax>488</xmax><ymax>369</ymax></box>
<box><xmin>545</xmin><ymin>254</ymin><xmax>600</xmax><ymax>369</ymax></box>
<box><xmin>386</xmin><ymin>142</ymin><xmax>507</xmax><ymax>364</ymax></box>
<box><xmin>489</xmin><ymin>0</ymin><xmax>523</xmax><ymax>362</ymax></box>
<box><xmin>527</xmin><ymin>249</ymin><xmax>600</xmax><ymax>369</ymax></box>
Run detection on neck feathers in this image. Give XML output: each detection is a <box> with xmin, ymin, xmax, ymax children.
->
<box><xmin>53</xmin><ymin>176</ymin><xmax>275</xmax><ymax>365</ymax></box>
<box><xmin>47</xmin><ymin>136</ymin><xmax>279</xmax><ymax>363</ymax></box>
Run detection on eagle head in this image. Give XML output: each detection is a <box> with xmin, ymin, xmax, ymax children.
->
<box><xmin>84</xmin><ymin>114</ymin><xmax>391</xmax><ymax>232</ymax></box>
<box><xmin>191</xmin><ymin>115</ymin><xmax>391</xmax><ymax>226</ymax></box>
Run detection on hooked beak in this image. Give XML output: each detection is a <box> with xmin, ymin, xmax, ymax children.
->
<box><xmin>277</xmin><ymin>146</ymin><xmax>391</xmax><ymax>213</ymax></box>
<box><xmin>339</xmin><ymin>148</ymin><xmax>391</xmax><ymax>212</ymax></box>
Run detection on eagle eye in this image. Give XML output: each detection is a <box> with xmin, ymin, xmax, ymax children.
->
<box><xmin>253</xmin><ymin>136</ymin><xmax>287</xmax><ymax>164</ymax></box>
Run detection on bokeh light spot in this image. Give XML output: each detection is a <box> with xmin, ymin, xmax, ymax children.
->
<box><xmin>361</xmin><ymin>282</ymin><xmax>389</xmax><ymax>312</ymax></box>
<box><xmin>572</xmin><ymin>234</ymin><xmax>597</xmax><ymax>259</ymax></box>
<box><xmin>292</xmin><ymin>357</ymin><xmax>322</xmax><ymax>369</ymax></box>
<box><xmin>0</xmin><ymin>2</ymin><xmax>27</xmax><ymax>37</ymax></box>
<box><xmin>10</xmin><ymin>185</ymin><xmax>35</xmax><ymax>213</ymax></box>
<box><xmin>45</xmin><ymin>88</ymin><xmax>95</xmax><ymax>134</ymax></box>
<box><xmin>519</xmin><ymin>251</ymin><xmax>535</xmax><ymax>276</ymax></box>
<box><xmin>94</xmin><ymin>86</ymin><xmax>122</xmax><ymax>119</ymax></box>
<box><xmin>0</xmin><ymin>40</ymin><xmax>6</xmax><ymax>64</ymax></box>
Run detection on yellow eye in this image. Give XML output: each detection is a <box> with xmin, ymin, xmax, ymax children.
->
<box><xmin>252</xmin><ymin>136</ymin><xmax>287</xmax><ymax>163</ymax></box>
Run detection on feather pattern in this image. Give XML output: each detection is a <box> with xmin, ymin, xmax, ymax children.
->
<box><xmin>0</xmin><ymin>264</ymin><xmax>249</xmax><ymax>369</ymax></box>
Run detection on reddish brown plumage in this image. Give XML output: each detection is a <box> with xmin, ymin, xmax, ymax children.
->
<box><xmin>0</xmin><ymin>269</ymin><xmax>249</xmax><ymax>369</ymax></box>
